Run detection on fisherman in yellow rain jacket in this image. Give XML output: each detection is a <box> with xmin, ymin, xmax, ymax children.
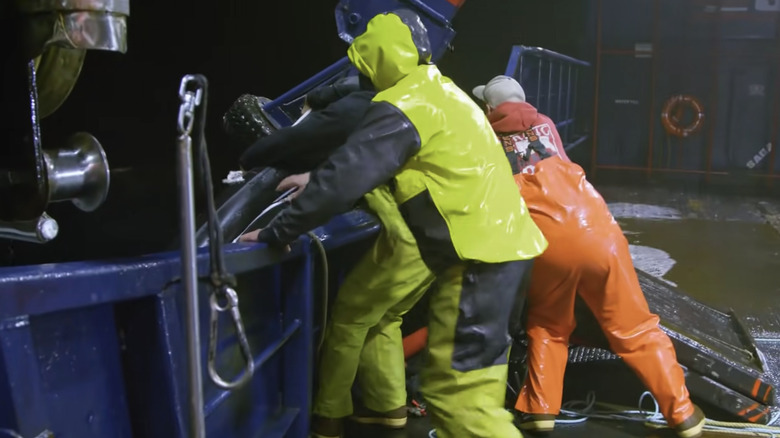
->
<box><xmin>240</xmin><ymin>10</ymin><xmax>547</xmax><ymax>438</ymax></box>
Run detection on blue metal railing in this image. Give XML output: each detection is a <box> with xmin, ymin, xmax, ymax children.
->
<box><xmin>0</xmin><ymin>2</ymin><xmax>464</xmax><ymax>436</ymax></box>
<box><xmin>262</xmin><ymin>57</ymin><xmax>355</xmax><ymax>129</ymax></box>
<box><xmin>505</xmin><ymin>46</ymin><xmax>591</xmax><ymax>151</ymax></box>
<box><xmin>263</xmin><ymin>0</ymin><xmax>462</xmax><ymax>130</ymax></box>
<box><xmin>0</xmin><ymin>211</ymin><xmax>380</xmax><ymax>438</ymax></box>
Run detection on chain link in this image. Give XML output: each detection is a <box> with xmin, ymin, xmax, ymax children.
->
<box><xmin>177</xmin><ymin>76</ymin><xmax>203</xmax><ymax>137</ymax></box>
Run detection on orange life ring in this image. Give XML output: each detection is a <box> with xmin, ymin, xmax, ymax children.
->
<box><xmin>661</xmin><ymin>95</ymin><xmax>705</xmax><ymax>138</ymax></box>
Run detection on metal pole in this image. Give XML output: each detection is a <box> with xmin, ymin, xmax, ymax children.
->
<box><xmin>557</xmin><ymin>62</ymin><xmax>564</xmax><ymax>122</ymax></box>
<box><xmin>547</xmin><ymin>59</ymin><xmax>554</xmax><ymax>116</ymax></box>
<box><xmin>518</xmin><ymin>51</ymin><xmax>524</xmax><ymax>83</ymax></box>
<box><xmin>590</xmin><ymin>0</ymin><xmax>603</xmax><ymax>176</ymax></box>
<box><xmin>177</xmin><ymin>132</ymin><xmax>206</xmax><ymax>438</ymax></box>
<box><xmin>566</xmin><ymin>65</ymin><xmax>573</xmax><ymax>143</ymax></box>
<box><xmin>537</xmin><ymin>58</ymin><xmax>543</xmax><ymax>107</ymax></box>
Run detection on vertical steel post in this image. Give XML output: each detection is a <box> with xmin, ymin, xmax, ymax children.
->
<box><xmin>177</xmin><ymin>127</ymin><xmax>206</xmax><ymax>438</ymax></box>
<box><xmin>590</xmin><ymin>0</ymin><xmax>604</xmax><ymax>175</ymax></box>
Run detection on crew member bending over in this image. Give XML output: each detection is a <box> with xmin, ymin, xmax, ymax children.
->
<box><xmin>474</xmin><ymin>75</ymin><xmax>705</xmax><ymax>438</ymax></box>
<box><xmin>241</xmin><ymin>12</ymin><xmax>547</xmax><ymax>438</ymax></box>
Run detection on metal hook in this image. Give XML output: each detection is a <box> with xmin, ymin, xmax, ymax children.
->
<box><xmin>207</xmin><ymin>287</ymin><xmax>255</xmax><ymax>390</ymax></box>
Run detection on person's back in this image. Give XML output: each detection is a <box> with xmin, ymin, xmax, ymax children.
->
<box><xmin>472</xmin><ymin>75</ymin><xmax>609</xmax><ymax>242</ymax></box>
<box><xmin>513</xmin><ymin>157</ymin><xmax>620</xmax><ymax>242</ymax></box>
<box><xmin>474</xmin><ymin>75</ymin><xmax>570</xmax><ymax>171</ymax></box>
<box><xmin>356</xmin><ymin>16</ymin><xmax>546</xmax><ymax>266</ymax></box>
<box><xmin>244</xmin><ymin>11</ymin><xmax>547</xmax><ymax>438</ymax></box>
<box><xmin>474</xmin><ymin>74</ymin><xmax>706</xmax><ymax>438</ymax></box>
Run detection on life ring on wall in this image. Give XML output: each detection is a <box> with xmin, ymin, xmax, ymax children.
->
<box><xmin>661</xmin><ymin>95</ymin><xmax>705</xmax><ymax>138</ymax></box>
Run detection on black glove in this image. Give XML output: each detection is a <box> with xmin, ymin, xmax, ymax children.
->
<box><xmin>223</xmin><ymin>94</ymin><xmax>276</xmax><ymax>150</ymax></box>
<box><xmin>256</xmin><ymin>227</ymin><xmax>287</xmax><ymax>248</ymax></box>
<box><xmin>306</xmin><ymin>76</ymin><xmax>361</xmax><ymax>110</ymax></box>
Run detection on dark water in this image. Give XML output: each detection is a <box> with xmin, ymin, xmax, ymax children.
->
<box><xmin>619</xmin><ymin>218</ymin><xmax>780</xmax><ymax>325</ymax></box>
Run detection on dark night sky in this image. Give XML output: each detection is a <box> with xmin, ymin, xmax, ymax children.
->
<box><xmin>4</xmin><ymin>1</ymin><xmax>594</xmax><ymax>265</ymax></box>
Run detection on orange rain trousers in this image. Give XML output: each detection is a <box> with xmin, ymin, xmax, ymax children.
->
<box><xmin>513</xmin><ymin>157</ymin><xmax>695</xmax><ymax>427</ymax></box>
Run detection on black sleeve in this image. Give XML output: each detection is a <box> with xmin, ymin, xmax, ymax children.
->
<box><xmin>239</xmin><ymin>92</ymin><xmax>372</xmax><ymax>173</ymax></box>
<box><xmin>306</xmin><ymin>76</ymin><xmax>361</xmax><ymax>110</ymax></box>
<box><xmin>257</xmin><ymin>101</ymin><xmax>421</xmax><ymax>246</ymax></box>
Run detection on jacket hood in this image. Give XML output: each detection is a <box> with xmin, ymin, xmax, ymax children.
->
<box><xmin>488</xmin><ymin>101</ymin><xmax>539</xmax><ymax>134</ymax></box>
<box><xmin>347</xmin><ymin>11</ymin><xmax>432</xmax><ymax>91</ymax></box>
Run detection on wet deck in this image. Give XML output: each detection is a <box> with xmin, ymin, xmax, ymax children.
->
<box><xmin>345</xmin><ymin>183</ymin><xmax>780</xmax><ymax>438</ymax></box>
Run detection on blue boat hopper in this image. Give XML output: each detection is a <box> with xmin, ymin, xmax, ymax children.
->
<box><xmin>0</xmin><ymin>2</ymin><xmax>460</xmax><ymax>437</ymax></box>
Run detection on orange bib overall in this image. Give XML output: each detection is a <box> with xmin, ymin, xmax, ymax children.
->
<box><xmin>513</xmin><ymin>156</ymin><xmax>695</xmax><ymax>427</ymax></box>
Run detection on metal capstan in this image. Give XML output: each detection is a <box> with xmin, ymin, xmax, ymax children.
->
<box><xmin>0</xmin><ymin>0</ymin><xmax>129</xmax><ymax>243</ymax></box>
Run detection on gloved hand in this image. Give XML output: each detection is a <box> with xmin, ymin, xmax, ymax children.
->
<box><xmin>223</xmin><ymin>94</ymin><xmax>276</xmax><ymax>149</ymax></box>
<box><xmin>276</xmin><ymin>172</ymin><xmax>311</xmax><ymax>200</ymax></box>
<box><xmin>238</xmin><ymin>227</ymin><xmax>291</xmax><ymax>253</ymax></box>
<box><xmin>306</xmin><ymin>75</ymin><xmax>360</xmax><ymax>110</ymax></box>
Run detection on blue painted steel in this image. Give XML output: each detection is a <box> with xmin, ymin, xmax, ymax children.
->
<box><xmin>594</xmin><ymin>0</ymin><xmax>780</xmax><ymax>175</ymax></box>
<box><xmin>507</xmin><ymin>46</ymin><xmax>590</xmax><ymax>70</ymax></box>
<box><xmin>334</xmin><ymin>0</ymin><xmax>459</xmax><ymax>61</ymax></box>
<box><xmin>0</xmin><ymin>0</ymin><xmax>461</xmax><ymax>435</ymax></box>
<box><xmin>504</xmin><ymin>46</ymin><xmax>592</xmax><ymax>151</ymax></box>
<box><xmin>261</xmin><ymin>57</ymin><xmax>355</xmax><ymax>128</ymax></box>
<box><xmin>0</xmin><ymin>210</ymin><xmax>380</xmax><ymax>438</ymax></box>
<box><xmin>0</xmin><ymin>307</ymin><xmax>133</xmax><ymax>438</ymax></box>
<box><xmin>262</xmin><ymin>0</ymin><xmax>462</xmax><ymax>129</ymax></box>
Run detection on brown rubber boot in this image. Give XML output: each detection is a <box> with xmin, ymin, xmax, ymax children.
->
<box><xmin>517</xmin><ymin>413</ymin><xmax>556</xmax><ymax>434</ymax></box>
<box><xmin>310</xmin><ymin>415</ymin><xmax>344</xmax><ymax>438</ymax></box>
<box><xmin>350</xmin><ymin>406</ymin><xmax>408</xmax><ymax>429</ymax></box>
<box><xmin>675</xmin><ymin>405</ymin><xmax>706</xmax><ymax>438</ymax></box>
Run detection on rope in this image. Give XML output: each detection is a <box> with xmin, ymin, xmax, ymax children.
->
<box><xmin>426</xmin><ymin>391</ymin><xmax>780</xmax><ymax>437</ymax></box>
<box><xmin>306</xmin><ymin>231</ymin><xmax>329</xmax><ymax>355</ymax></box>
<box><xmin>192</xmin><ymin>77</ymin><xmax>235</xmax><ymax>292</ymax></box>
<box><xmin>559</xmin><ymin>391</ymin><xmax>780</xmax><ymax>437</ymax></box>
